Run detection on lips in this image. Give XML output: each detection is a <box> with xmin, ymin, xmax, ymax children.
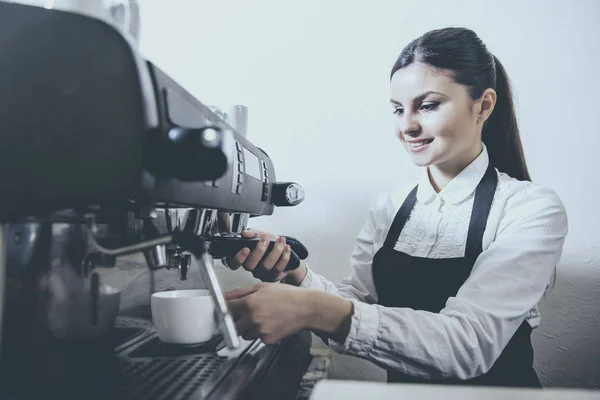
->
<box><xmin>405</xmin><ymin>138</ymin><xmax>434</xmax><ymax>149</ymax></box>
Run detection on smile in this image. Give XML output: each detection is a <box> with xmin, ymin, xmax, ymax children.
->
<box><xmin>406</xmin><ymin>138</ymin><xmax>434</xmax><ymax>151</ymax></box>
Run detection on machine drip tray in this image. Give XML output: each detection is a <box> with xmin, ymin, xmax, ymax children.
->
<box><xmin>116</xmin><ymin>334</ymin><xmax>233</xmax><ymax>400</ymax></box>
<box><xmin>128</xmin><ymin>335</ymin><xmax>225</xmax><ymax>358</ymax></box>
<box><xmin>112</xmin><ymin>317</ymin><xmax>155</xmax><ymax>352</ymax></box>
<box><xmin>111</xmin><ymin>327</ymin><xmax>147</xmax><ymax>349</ymax></box>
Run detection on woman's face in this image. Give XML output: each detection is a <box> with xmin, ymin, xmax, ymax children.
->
<box><xmin>390</xmin><ymin>62</ymin><xmax>489</xmax><ymax>171</ymax></box>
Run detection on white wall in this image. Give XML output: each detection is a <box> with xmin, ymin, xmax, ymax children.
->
<box><xmin>138</xmin><ymin>0</ymin><xmax>600</xmax><ymax>389</ymax></box>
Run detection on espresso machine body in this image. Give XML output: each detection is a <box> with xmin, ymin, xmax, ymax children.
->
<box><xmin>0</xmin><ymin>2</ymin><xmax>311</xmax><ymax>399</ymax></box>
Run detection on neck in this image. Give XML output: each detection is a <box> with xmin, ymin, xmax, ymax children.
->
<box><xmin>428</xmin><ymin>142</ymin><xmax>483</xmax><ymax>192</ymax></box>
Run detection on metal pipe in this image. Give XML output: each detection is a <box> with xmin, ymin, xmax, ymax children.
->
<box><xmin>87</xmin><ymin>229</ymin><xmax>174</xmax><ymax>257</ymax></box>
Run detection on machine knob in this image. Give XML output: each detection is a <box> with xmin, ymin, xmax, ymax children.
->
<box><xmin>167</xmin><ymin>126</ymin><xmax>229</xmax><ymax>181</ymax></box>
<box><xmin>144</xmin><ymin>126</ymin><xmax>230</xmax><ymax>182</ymax></box>
<box><xmin>271</xmin><ymin>182</ymin><xmax>305</xmax><ymax>207</ymax></box>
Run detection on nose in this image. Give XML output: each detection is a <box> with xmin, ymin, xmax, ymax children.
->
<box><xmin>396</xmin><ymin>112</ymin><xmax>421</xmax><ymax>138</ymax></box>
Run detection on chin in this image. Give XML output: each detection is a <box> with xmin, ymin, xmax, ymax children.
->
<box><xmin>402</xmin><ymin>142</ymin><xmax>438</xmax><ymax>167</ymax></box>
<box><xmin>406</xmin><ymin>151</ymin><xmax>436</xmax><ymax>167</ymax></box>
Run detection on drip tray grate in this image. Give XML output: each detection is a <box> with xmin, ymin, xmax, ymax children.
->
<box><xmin>112</xmin><ymin>317</ymin><xmax>155</xmax><ymax>352</ymax></box>
<box><xmin>128</xmin><ymin>335</ymin><xmax>224</xmax><ymax>358</ymax></box>
<box><xmin>116</xmin><ymin>354</ymin><xmax>228</xmax><ymax>400</ymax></box>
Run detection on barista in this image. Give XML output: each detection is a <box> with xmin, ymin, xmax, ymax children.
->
<box><xmin>223</xmin><ymin>27</ymin><xmax>568</xmax><ymax>388</ymax></box>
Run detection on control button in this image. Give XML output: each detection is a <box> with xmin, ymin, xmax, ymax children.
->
<box><xmin>238</xmin><ymin>164</ymin><xmax>243</xmax><ymax>173</ymax></box>
<box><xmin>261</xmin><ymin>185</ymin><xmax>268</xmax><ymax>201</ymax></box>
<box><xmin>236</xmin><ymin>141</ymin><xmax>242</xmax><ymax>151</ymax></box>
<box><xmin>264</xmin><ymin>169</ymin><xmax>268</xmax><ymax>178</ymax></box>
<box><xmin>237</xmin><ymin>152</ymin><xmax>243</xmax><ymax>162</ymax></box>
<box><xmin>237</xmin><ymin>175</ymin><xmax>243</xmax><ymax>184</ymax></box>
<box><xmin>236</xmin><ymin>185</ymin><xmax>242</xmax><ymax>194</ymax></box>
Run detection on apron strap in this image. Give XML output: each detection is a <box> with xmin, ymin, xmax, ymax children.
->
<box><xmin>381</xmin><ymin>161</ymin><xmax>498</xmax><ymax>258</ymax></box>
<box><xmin>382</xmin><ymin>185</ymin><xmax>418</xmax><ymax>249</ymax></box>
<box><xmin>465</xmin><ymin>162</ymin><xmax>498</xmax><ymax>258</ymax></box>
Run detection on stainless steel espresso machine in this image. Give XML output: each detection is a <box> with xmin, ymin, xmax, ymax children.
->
<box><xmin>0</xmin><ymin>1</ymin><xmax>312</xmax><ymax>399</ymax></box>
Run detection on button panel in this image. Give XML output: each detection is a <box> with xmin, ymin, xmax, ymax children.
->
<box><xmin>261</xmin><ymin>160</ymin><xmax>269</xmax><ymax>201</ymax></box>
<box><xmin>232</xmin><ymin>141</ymin><xmax>245</xmax><ymax>195</ymax></box>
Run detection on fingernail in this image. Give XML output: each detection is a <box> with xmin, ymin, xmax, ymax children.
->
<box><xmin>276</xmin><ymin>237</ymin><xmax>284</xmax><ymax>245</ymax></box>
<box><xmin>285</xmin><ymin>245</ymin><xmax>290</xmax><ymax>252</ymax></box>
<box><xmin>242</xmin><ymin>248</ymin><xmax>250</xmax><ymax>256</ymax></box>
<box><xmin>262</xmin><ymin>238</ymin><xmax>270</xmax><ymax>245</ymax></box>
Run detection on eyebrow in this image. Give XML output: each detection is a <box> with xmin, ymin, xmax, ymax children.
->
<box><xmin>390</xmin><ymin>91</ymin><xmax>446</xmax><ymax>106</ymax></box>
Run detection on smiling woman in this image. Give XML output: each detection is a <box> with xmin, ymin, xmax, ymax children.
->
<box><xmin>222</xmin><ymin>27</ymin><xmax>568</xmax><ymax>389</ymax></box>
<box><xmin>389</xmin><ymin>30</ymin><xmax>529</xmax><ymax>193</ymax></box>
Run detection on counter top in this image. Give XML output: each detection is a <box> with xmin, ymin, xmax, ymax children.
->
<box><xmin>310</xmin><ymin>381</ymin><xmax>600</xmax><ymax>400</ymax></box>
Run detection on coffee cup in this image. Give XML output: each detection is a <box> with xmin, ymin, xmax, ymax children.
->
<box><xmin>151</xmin><ymin>289</ymin><xmax>218</xmax><ymax>345</ymax></box>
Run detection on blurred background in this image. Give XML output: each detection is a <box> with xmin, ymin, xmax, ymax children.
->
<box><xmin>136</xmin><ymin>0</ymin><xmax>600</xmax><ymax>389</ymax></box>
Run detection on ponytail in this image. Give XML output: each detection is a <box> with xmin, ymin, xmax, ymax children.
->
<box><xmin>483</xmin><ymin>56</ymin><xmax>531</xmax><ymax>181</ymax></box>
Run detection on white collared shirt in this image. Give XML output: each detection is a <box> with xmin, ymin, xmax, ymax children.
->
<box><xmin>299</xmin><ymin>145</ymin><xmax>568</xmax><ymax>380</ymax></box>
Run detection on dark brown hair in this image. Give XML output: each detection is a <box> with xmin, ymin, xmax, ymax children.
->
<box><xmin>391</xmin><ymin>27</ymin><xmax>531</xmax><ymax>181</ymax></box>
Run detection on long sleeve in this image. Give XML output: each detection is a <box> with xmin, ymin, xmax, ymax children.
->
<box><xmin>302</xmin><ymin>184</ymin><xmax>568</xmax><ymax>380</ymax></box>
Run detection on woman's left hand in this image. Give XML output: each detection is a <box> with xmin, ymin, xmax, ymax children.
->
<box><xmin>224</xmin><ymin>283</ymin><xmax>313</xmax><ymax>344</ymax></box>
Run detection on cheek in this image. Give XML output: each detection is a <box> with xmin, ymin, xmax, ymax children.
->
<box><xmin>425</xmin><ymin>110</ymin><xmax>473</xmax><ymax>141</ymax></box>
<box><xmin>393</xmin><ymin>119</ymin><xmax>406</xmax><ymax>141</ymax></box>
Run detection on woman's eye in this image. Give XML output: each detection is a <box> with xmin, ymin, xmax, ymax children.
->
<box><xmin>420</xmin><ymin>102</ymin><xmax>440</xmax><ymax>112</ymax></box>
<box><xmin>393</xmin><ymin>108</ymin><xmax>404</xmax><ymax>115</ymax></box>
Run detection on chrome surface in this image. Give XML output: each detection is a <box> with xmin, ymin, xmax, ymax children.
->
<box><xmin>285</xmin><ymin>183</ymin><xmax>306</xmax><ymax>206</ymax></box>
<box><xmin>5</xmin><ymin>0</ymin><xmax>141</xmax><ymax>44</ymax></box>
<box><xmin>225</xmin><ymin>105</ymin><xmax>248</xmax><ymax>137</ymax></box>
<box><xmin>217</xmin><ymin>211</ymin><xmax>249</xmax><ymax>236</ymax></box>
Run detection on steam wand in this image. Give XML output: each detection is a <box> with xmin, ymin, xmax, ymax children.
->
<box><xmin>172</xmin><ymin>233</ymin><xmax>240</xmax><ymax>350</ymax></box>
<box><xmin>84</xmin><ymin>221</ymin><xmax>240</xmax><ymax>350</ymax></box>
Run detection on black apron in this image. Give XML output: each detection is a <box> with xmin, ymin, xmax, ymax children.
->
<box><xmin>372</xmin><ymin>162</ymin><xmax>542</xmax><ymax>388</ymax></box>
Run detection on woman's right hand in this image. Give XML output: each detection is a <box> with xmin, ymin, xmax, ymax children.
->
<box><xmin>224</xmin><ymin>229</ymin><xmax>297</xmax><ymax>283</ymax></box>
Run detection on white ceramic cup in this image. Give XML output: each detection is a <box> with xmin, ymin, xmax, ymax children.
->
<box><xmin>151</xmin><ymin>289</ymin><xmax>218</xmax><ymax>345</ymax></box>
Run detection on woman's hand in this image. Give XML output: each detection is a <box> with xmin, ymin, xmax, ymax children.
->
<box><xmin>224</xmin><ymin>228</ymin><xmax>307</xmax><ymax>284</ymax></box>
<box><xmin>225</xmin><ymin>283</ymin><xmax>354</xmax><ymax>345</ymax></box>
<box><xmin>225</xmin><ymin>282</ymin><xmax>313</xmax><ymax>344</ymax></box>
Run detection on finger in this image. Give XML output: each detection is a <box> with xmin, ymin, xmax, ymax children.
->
<box><xmin>241</xmin><ymin>328</ymin><xmax>260</xmax><ymax>342</ymax></box>
<box><xmin>241</xmin><ymin>229</ymin><xmax>261</xmax><ymax>238</ymax></box>
<box><xmin>268</xmin><ymin>244</ymin><xmax>291</xmax><ymax>282</ymax></box>
<box><xmin>227</xmin><ymin>248</ymin><xmax>251</xmax><ymax>270</ymax></box>
<box><xmin>224</xmin><ymin>282</ymin><xmax>263</xmax><ymax>301</ymax></box>
<box><xmin>234</xmin><ymin>315</ymin><xmax>261</xmax><ymax>342</ymax></box>
<box><xmin>225</xmin><ymin>298</ymin><xmax>246</xmax><ymax>319</ymax></box>
<box><xmin>233</xmin><ymin>314</ymin><xmax>254</xmax><ymax>336</ymax></box>
<box><xmin>242</xmin><ymin>235</ymin><xmax>270</xmax><ymax>272</ymax></box>
<box><xmin>260</xmin><ymin>236</ymin><xmax>286</xmax><ymax>275</ymax></box>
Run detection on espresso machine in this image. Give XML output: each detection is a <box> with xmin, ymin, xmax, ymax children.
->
<box><xmin>0</xmin><ymin>1</ymin><xmax>312</xmax><ymax>398</ymax></box>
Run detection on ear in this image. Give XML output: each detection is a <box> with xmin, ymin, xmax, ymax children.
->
<box><xmin>476</xmin><ymin>88</ymin><xmax>497</xmax><ymax>124</ymax></box>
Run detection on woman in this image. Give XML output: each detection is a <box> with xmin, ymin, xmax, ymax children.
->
<box><xmin>223</xmin><ymin>27</ymin><xmax>568</xmax><ymax>388</ymax></box>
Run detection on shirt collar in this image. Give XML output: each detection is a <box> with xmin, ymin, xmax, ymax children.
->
<box><xmin>416</xmin><ymin>145</ymin><xmax>490</xmax><ymax>205</ymax></box>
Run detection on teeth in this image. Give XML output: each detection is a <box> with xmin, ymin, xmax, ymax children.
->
<box><xmin>409</xmin><ymin>140</ymin><xmax>432</xmax><ymax>148</ymax></box>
